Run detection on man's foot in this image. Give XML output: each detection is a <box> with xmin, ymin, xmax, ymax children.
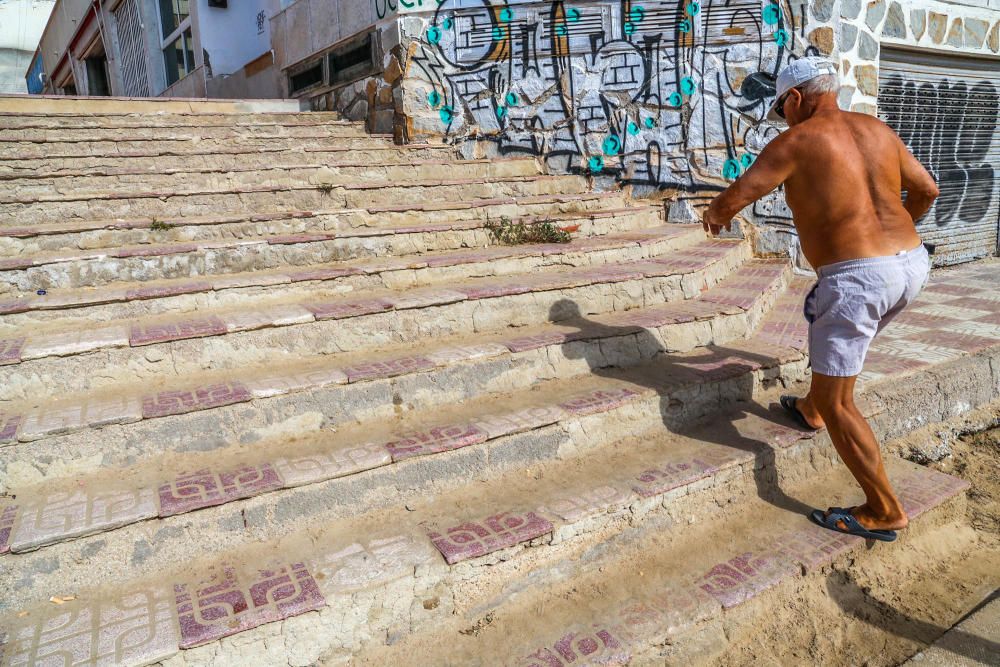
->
<box><xmin>779</xmin><ymin>395</ymin><xmax>824</xmax><ymax>430</ymax></box>
<box><xmin>823</xmin><ymin>504</ymin><xmax>909</xmax><ymax>532</ymax></box>
<box><xmin>810</xmin><ymin>505</ymin><xmax>903</xmax><ymax>542</ymax></box>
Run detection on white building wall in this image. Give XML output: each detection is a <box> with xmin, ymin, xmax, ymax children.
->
<box><xmin>197</xmin><ymin>0</ymin><xmax>271</xmax><ymax>76</ymax></box>
<box><xmin>0</xmin><ymin>0</ymin><xmax>54</xmax><ymax>93</ymax></box>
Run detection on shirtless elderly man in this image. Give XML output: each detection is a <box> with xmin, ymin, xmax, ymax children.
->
<box><xmin>704</xmin><ymin>57</ymin><xmax>940</xmax><ymax>542</ymax></box>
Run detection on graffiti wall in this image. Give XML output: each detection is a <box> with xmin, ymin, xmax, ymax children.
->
<box><xmin>399</xmin><ymin>1</ymin><xmax>820</xmax><ymax>213</ymax></box>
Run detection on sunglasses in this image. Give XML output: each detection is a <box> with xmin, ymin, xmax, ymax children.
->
<box><xmin>774</xmin><ymin>88</ymin><xmax>797</xmax><ymax>119</ymax></box>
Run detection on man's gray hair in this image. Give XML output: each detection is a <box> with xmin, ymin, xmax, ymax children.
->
<box><xmin>798</xmin><ymin>73</ymin><xmax>840</xmax><ymax>96</ymax></box>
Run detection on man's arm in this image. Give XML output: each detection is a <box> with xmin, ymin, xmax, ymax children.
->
<box><xmin>704</xmin><ymin>131</ymin><xmax>798</xmax><ymax>235</ymax></box>
<box><xmin>897</xmin><ymin>137</ymin><xmax>939</xmax><ymax>223</ymax></box>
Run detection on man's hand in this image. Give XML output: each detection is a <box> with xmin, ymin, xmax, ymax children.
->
<box><xmin>702</xmin><ymin>208</ymin><xmax>731</xmax><ymax>237</ymax></box>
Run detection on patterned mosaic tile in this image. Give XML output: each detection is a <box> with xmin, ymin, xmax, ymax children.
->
<box><xmin>503</xmin><ymin>330</ymin><xmax>575</xmax><ymax>354</ymax></box>
<box><xmin>905</xmin><ymin>330</ymin><xmax>999</xmax><ymax>353</ymax></box>
<box><xmin>117</xmin><ymin>243</ymin><xmax>197</xmax><ymax>258</ymax></box>
<box><xmin>222</xmin><ymin>304</ymin><xmax>315</xmax><ymax>333</ymax></box>
<box><xmin>0</xmin><ymin>413</ymin><xmax>22</xmax><ymax>444</ymax></box>
<box><xmin>158</xmin><ymin>464</ymin><xmax>283</xmax><ymax>517</ymax></box>
<box><xmin>343</xmin><ymin>355</ymin><xmax>435</xmax><ymax>382</ymax></box>
<box><xmin>310</xmin><ymin>534</ymin><xmax>438</xmax><ymax>593</ymax></box>
<box><xmin>868</xmin><ymin>339</ymin><xmax>963</xmax><ymax>364</ymax></box>
<box><xmin>9</xmin><ymin>488</ymin><xmax>157</xmax><ymax>552</ymax></box>
<box><xmin>614</xmin><ymin>583</ymin><xmax>720</xmax><ymax>638</ymax></box>
<box><xmin>455</xmin><ymin>281</ymin><xmax>535</xmax><ymax>300</ymax></box>
<box><xmin>695</xmin><ymin>550</ymin><xmax>796</xmax><ymax>608</ymax></box>
<box><xmin>129</xmin><ymin>316</ymin><xmax>227</xmax><ymax>346</ymax></box>
<box><xmin>425</xmin><ymin>511</ymin><xmax>554</xmax><ymax>564</ymax></box>
<box><xmin>303</xmin><ymin>297</ymin><xmax>393</xmax><ymax>321</ymax></box>
<box><xmin>890</xmin><ymin>311</ymin><xmax>961</xmax><ymax>329</ymax></box>
<box><xmin>388</xmin><ymin>288</ymin><xmax>467</xmax><ymax>310</ymax></box>
<box><xmin>426</xmin><ymin>342</ymin><xmax>509</xmax><ymax>365</ymax></box>
<box><xmin>245</xmin><ymin>366</ymin><xmax>348</xmax><ymax>398</ymax></box>
<box><xmin>141</xmin><ymin>382</ymin><xmax>253</xmax><ymax>419</ymax></box>
<box><xmin>18</xmin><ymin>396</ymin><xmax>142</xmax><ymax>441</ymax></box>
<box><xmin>538</xmin><ymin>484</ymin><xmax>633</xmax><ymax>523</ymax></box>
<box><xmin>558</xmin><ymin>388</ymin><xmax>641</xmax><ymax>416</ymax></box>
<box><xmin>519</xmin><ymin>625</ymin><xmax>630</xmax><ymax>667</ymax></box>
<box><xmin>772</xmin><ymin>524</ymin><xmax>862</xmax><ymax>571</ymax></box>
<box><xmin>275</xmin><ymin>443</ymin><xmax>391</xmax><ymax>487</ymax></box>
<box><xmin>0</xmin><ymin>338</ymin><xmax>25</xmax><ymax>366</ymax></box>
<box><xmin>631</xmin><ymin>444</ymin><xmax>748</xmax><ymax>499</ymax></box>
<box><xmin>895</xmin><ymin>467</ymin><xmax>970</xmax><ymax>519</ymax></box>
<box><xmin>472</xmin><ymin>405</ymin><xmax>568</xmax><ymax>439</ymax></box>
<box><xmin>0</xmin><ymin>504</ymin><xmax>17</xmax><ymax>554</ymax></box>
<box><xmin>20</xmin><ymin>325</ymin><xmax>130</xmax><ymax>360</ymax></box>
<box><xmin>1</xmin><ymin>588</ymin><xmax>179</xmax><ymax>665</ymax></box>
<box><xmin>125</xmin><ymin>282</ymin><xmax>213</xmax><ymax>301</ymax></box>
<box><xmin>173</xmin><ymin>561</ymin><xmax>325</xmax><ymax>648</ymax></box>
<box><xmin>384</xmin><ymin>423</ymin><xmax>489</xmax><ymax>461</ymax></box>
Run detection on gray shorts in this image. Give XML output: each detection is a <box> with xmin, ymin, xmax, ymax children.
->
<box><xmin>804</xmin><ymin>244</ymin><xmax>930</xmax><ymax>377</ymax></box>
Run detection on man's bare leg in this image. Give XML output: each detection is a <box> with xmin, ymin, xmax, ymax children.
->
<box><xmin>808</xmin><ymin>372</ymin><xmax>909</xmax><ymax>532</ymax></box>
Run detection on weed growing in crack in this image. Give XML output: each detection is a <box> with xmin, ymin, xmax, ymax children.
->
<box><xmin>484</xmin><ymin>216</ymin><xmax>573</xmax><ymax>245</ymax></box>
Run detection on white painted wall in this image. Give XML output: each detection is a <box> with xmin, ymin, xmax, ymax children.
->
<box><xmin>0</xmin><ymin>0</ymin><xmax>54</xmax><ymax>93</ymax></box>
<box><xmin>196</xmin><ymin>0</ymin><xmax>270</xmax><ymax>76</ymax></box>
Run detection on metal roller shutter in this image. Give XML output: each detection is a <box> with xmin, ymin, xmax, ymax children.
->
<box><xmin>878</xmin><ymin>47</ymin><xmax>1000</xmax><ymax>266</ymax></box>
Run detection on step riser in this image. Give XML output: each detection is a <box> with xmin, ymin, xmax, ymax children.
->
<box><xmin>0</xmin><ymin>194</ymin><xmax>632</xmax><ymax>258</ymax></box>
<box><xmin>0</xmin><ymin>161</ymin><xmax>540</xmax><ymax>198</ymax></box>
<box><xmin>0</xmin><ymin>178</ymin><xmax>587</xmax><ymax>223</ymax></box>
<box><xmin>0</xmin><ymin>355</ymin><xmax>809</xmax><ymax>604</ymax></box>
<box><xmin>0</xmin><ymin>136</ymin><xmax>406</xmax><ymax>159</ymax></box>
<box><xmin>0</xmin><ymin>210</ymin><xmax>660</xmax><ymax>294</ymax></box>
<box><xmin>0</xmin><ymin>126</ymin><xmax>372</xmax><ymax>143</ymax></box>
<box><xmin>1</xmin><ymin>247</ymin><xmax>749</xmax><ymax>403</ymax></box>
<box><xmin>0</xmin><ymin>217</ymin><xmax>673</xmax><ymax>328</ymax></box>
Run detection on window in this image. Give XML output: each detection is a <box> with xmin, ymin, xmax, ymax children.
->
<box><xmin>288</xmin><ymin>60</ymin><xmax>324</xmax><ymax>95</ymax></box>
<box><xmin>158</xmin><ymin>0</ymin><xmax>194</xmax><ymax>87</ymax></box>
<box><xmin>163</xmin><ymin>28</ymin><xmax>195</xmax><ymax>86</ymax></box>
<box><xmin>328</xmin><ymin>32</ymin><xmax>379</xmax><ymax>87</ymax></box>
<box><xmin>158</xmin><ymin>0</ymin><xmax>189</xmax><ymax>39</ymax></box>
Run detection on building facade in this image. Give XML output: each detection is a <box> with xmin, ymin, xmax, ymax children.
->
<box><xmin>0</xmin><ymin>0</ymin><xmax>54</xmax><ymax>94</ymax></box>
<box><xmin>32</xmin><ymin>0</ymin><xmax>280</xmax><ymax>98</ymax></box>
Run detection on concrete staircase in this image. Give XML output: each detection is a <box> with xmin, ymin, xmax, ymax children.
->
<box><xmin>0</xmin><ymin>100</ymin><xmax>998</xmax><ymax>666</ymax></box>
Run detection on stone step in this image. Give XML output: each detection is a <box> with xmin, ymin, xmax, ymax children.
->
<box><xmin>0</xmin><ymin>96</ymin><xmax>304</xmax><ymax>115</ymax></box>
<box><xmin>0</xmin><ymin>174</ymin><xmax>590</xmax><ymax>224</ymax></box>
<box><xmin>0</xmin><ymin>123</ymin><xmax>371</xmax><ymax>144</ymax></box>
<box><xmin>0</xmin><ymin>135</ymin><xmax>413</xmax><ymax>160</ymax></box>
<box><xmin>0</xmin><ymin>111</ymin><xmax>346</xmax><ymax>131</ymax></box>
<box><xmin>0</xmin><ymin>158</ymin><xmax>541</xmax><ymax>204</ymax></box>
<box><xmin>0</xmin><ymin>256</ymin><xmax>789</xmax><ymax>484</ymax></box>
<box><xmin>0</xmin><ymin>239</ymin><xmax>755</xmax><ymax>403</ymax></box>
<box><xmin>0</xmin><ymin>144</ymin><xmax>458</xmax><ymax>175</ymax></box>
<box><xmin>0</xmin><ymin>377</ymin><xmax>974</xmax><ymax>663</ymax></box>
<box><xmin>0</xmin><ymin>216</ymin><xmax>678</xmax><ymax>327</ymax></box>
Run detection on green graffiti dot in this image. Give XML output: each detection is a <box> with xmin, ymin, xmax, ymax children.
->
<box><xmin>440</xmin><ymin>105</ymin><xmax>455</xmax><ymax>124</ymax></box>
<box><xmin>493</xmin><ymin>26</ymin><xmax>506</xmax><ymax>40</ymax></box>
<box><xmin>499</xmin><ymin>7</ymin><xmax>513</xmax><ymax>22</ymax></box>
<box><xmin>497</xmin><ymin>106</ymin><xmax>507</xmax><ymax>119</ymax></box>
<box><xmin>686</xmin><ymin>2</ymin><xmax>700</xmax><ymax>16</ymax></box>
<box><xmin>555</xmin><ymin>23</ymin><xmax>568</xmax><ymax>36</ymax></box>
<box><xmin>629</xmin><ymin>6</ymin><xmax>645</xmax><ymax>23</ymax></box>
<box><xmin>624</xmin><ymin>21</ymin><xmax>636</xmax><ymax>35</ymax></box>
<box><xmin>442</xmin><ymin>17</ymin><xmax>453</xmax><ymax>30</ymax></box>
<box><xmin>567</xmin><ymin>7</ymin><xmax>581</xmax><ymax>22</ymax></box>
<box><xmin>774</xmin><ymin>28</ymin><xmax>790</xmax><ymax>46</ymax></box>
<box><xmin>722</xmin><ymin>158</ymin><xmax>741</xmax><ymax>180</ymax></box>
<box><xmin>679</xmin><ymin>18</ymin><xmax>692</xmax><ymax>33</ymax></box>
<box><xmin>668</xmin><ymin>91</ymin><xmax>683</xmax><ymax>107</ymax></box>
<box><xmin>588</xmin><ymin>155</ymin><xmax>605</xmax><ymax>173</ymax></box>
<box><xmin>505</xmin><ymin>92</ymin><xmax>519</xmax><ymax>106</ymax></box>
<box><xmin>602</xmin><ymin>135</ymin><xmax>622</xmax><ymax>156</ymax></box>
<box><xmin>740</xmin><ymin>153</ymin><xmax>755</xmax><ymax>168</ymax></box>
<box><xmin>627</xmin><ymin>121</ymin><xmax>640</xmax><ymax>135</ymax></box>
<box><xmin>644</xmin><ymin>117</ymin><xmax>656</xmax><ymax>129</ymax></box>
<box><xmin>680</xmin><ymin>77</ymin><xmax>697</xmax><ymax>95</ymax></box>
<box><xmin>763</xmin><ymin>4</ymin><xmax>781</xmax><ymax>25</ymax></box>
<box><xmin>427</xmin><ymin>26</ymin><xmax>442</xmax><ymax>44</ymax></box>
<box><xmin>427</xmin><ymin>90</ymin><xmax>442</xmax><ymax>108</ymax></box>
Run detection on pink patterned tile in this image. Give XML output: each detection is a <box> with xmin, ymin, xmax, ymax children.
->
<box><xmin>558</xmin><ymin>388</ymin><xmax>641</xmax><ymax>416</ymax></box>
<box><xmin>735</xmin><ymin>413</ymin><xmax>815</xmax><ymax>449</ymax></box>
<box><xmin>274</xmin><ymin>443</ymin><xmax>391</xmax><ymax>487</ymax></box>
<box><xmin>696</xmin><ymin>550</ymin><xmax>796</xmax><ymax>608</ymax></box>
<box><xmin>141</xmin><ymin>382</ymin><xmax>252</xmax><ymax>419</ymax></box>
<box><xmin>387</xmin><ymin>289</ymin><xmax>467</xmax><ymax>310</ymax></box>
<box><xmin>895</xmin><ymin>467</ymin><xmax>970</xmax><ymax>519</ymax></box>
<box><xmin>976</xmin><ymin>312</ymin><xmax>1000</xmax><ymax>326</ymax></box>
<box><xmin>425</xmin><ymin>511</ymin><xmax>554</xmax><ymax>564</ymax></box>
<box><xmin>519</xmin><ymin>625</ymin><xmax>630</xmax><ymax>666</ymax></box>
<box><xmin>285</xmin><ymin>267</ymin><xmax>360</xmax><ymax>282</ymax></box>
<box><xmin>922</xmin><ymin>283</ymin><xmax>969</xmax><ymax>297</ymax></box>
<box><xmin>0</xmin><ymin>300</ymin><xmax>30</xmax><ymax>315</ymax></box>
<box><xmin>539</xmin><ymin>485</ymin><xmax>633</xmax><ymax>523</ymax></box>
<box><xmin>116</xmin><ymin>243</ymin><xmax>198</xmax><ymax>258</ymax></box>
<box><xmin>0</xmin><ymin>504</ymin><xmax>17</xmax><ymax>554</ymax></box>
<box><xmin>905</xmin><ymin>330</ymin><xmax>998</xmax><ymax>353</ymax></box>
<box><xmin>266</xmin><ymin>234</ymin><xmax>335</xmax><ymax>245</ymax></box>
<box><xmin>384</xmin><ymin>423</ymin><xmax>489</xmax><ymax>461</ymax></box>
<box><xmin>0</xmin><ymin>338</ymin><xmax>25</xmax><ymax>365</ymax></box>
<box><xmin>613</xmin><ymin>583</ymin><xmax>720</xmax><ymax>639</ymax></box>
<box><xmin>503</xmin><ymin>331</ymin><xmax>573</xmax><ymax>353</ymax></box>
<box><xmin>860</xmin><ymin>351</ymin><xmax>932</xmax><ymax>378</ymax></box>
<box><xmin>631</xmin><ymin>445</ymin><xmax>748</xmax><ymax>498</ymax></box>
<box><xmin>0</xmin><ymin>258</ymin><xmax>34</xmax><ymax>271</ymax></box>
<box><xmin>173</xmin><ymin>561</ymin><xmax>325</xmax><ymax>648</ymax></box>
<box><xmin>671</xmin><ymin>355</ymin><xmax>763</xmax><ymax>384</ymax></box>
<box><xmin>0</xmin><ymin>413</ymin><xmax>22</xmax><ymax>444</ymax></box>
<box><xmin>472</xmin><ymin>406</ymin><xmax>568</xmax><ymax>439</ymax></box>
<box><xmin>130</xmin><ymin>316</ymin><xmax>226</xmax><ymax>346</ymax></box>
<box><xmin>426</xmin><ymin>342</ymin><xmax>509</xmax><ymax>365</ymax></box>
<box><xmin>772</xmin><ymin>524</ymin><xmax>862</xmax><ymax>571</ymax></box>
<box><xmin>456</xmin><ymin>281</ymin><xmax>534</xmax><ymax>300</ymax></box>
<box><xmin>893</xmin><ymin>311</ymin><xmax>960</xmax><ymax>329</ymax></box>
<box><xmin>698</xmin><ymin>288</ymin><xmax>759</xmax><ymax>310</ymax></box>
<box><xmin>158</xmin><ymin>464</ymin><xmax>283</xmax><ymax>516</ymax></box>
<box><xmin>303</xmin><ymin>297</ymin><xmax>393</xmax><ymax>321</ymax></box>
<box><xmin>343</xmin><ymin>355</ymin><xmax>435</xmax><ymax>382</ymax></box>
<box><xmin>125</xmin><ymin>281</ymin><xmax>213</xmax><ymax>301</ymax></box>
<box><xmin>755</xmin><ymin>321</ymin><xmax>809</xmax><ymax>351</ymax></box>
<box><xmin>245</xmin><ymin>366</ymin><xmax>348</xmax><ymax>398</ymax></box>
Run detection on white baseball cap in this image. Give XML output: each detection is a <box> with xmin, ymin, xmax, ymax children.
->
<box><xmin>766</xmin><ymin>57</ymin><xmax>839</xmax><ymax>122</ymax></box>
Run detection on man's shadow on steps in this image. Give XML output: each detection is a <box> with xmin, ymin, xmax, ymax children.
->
<box><xmin>549</xmin><ymin>298</ymin><xmax>813</xmax><ymax>517</ymax></box>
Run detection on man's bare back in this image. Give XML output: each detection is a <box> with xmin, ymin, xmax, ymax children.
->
<box><xmin>704</xmin><ymin>94</ymin><xmax>938</xmax><ymax>269</ymax></box>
